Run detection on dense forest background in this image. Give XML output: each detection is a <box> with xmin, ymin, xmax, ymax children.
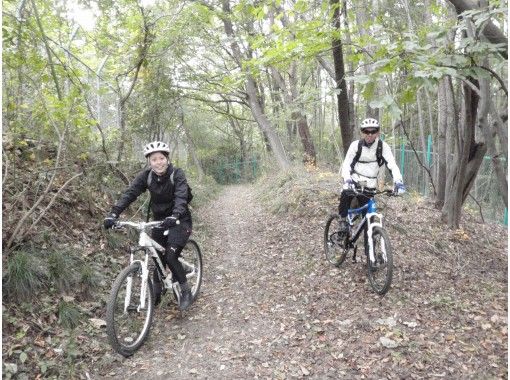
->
<box><xmin>2</xmin><ymin>0</ymin><xmax>507</xmax><ymax>377</ymax></box>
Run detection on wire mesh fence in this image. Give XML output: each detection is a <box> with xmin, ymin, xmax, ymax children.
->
<box><xmin>209</xmin><ymin>158</ymin><xmax>261</xmax><ymax>184</ymax></box>
<box><xmin>394</xmin><ymin>142</ymin><xmax>507</xmax><ymax>225</ymax></box>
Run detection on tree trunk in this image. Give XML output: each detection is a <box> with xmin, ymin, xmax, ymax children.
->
<box><xmin>447</xmin><ymin>0</ymin><xmax>507</xmax><ymax>59</ymax></box>
<box><xmin>342</xmin><ymin>0</ymin><xmax>356</xmax><ymax>128</ymax></box>
<box><xmin>478</xmin><ymin>63</ymin><xmax>508</xmax><ymax>207</ymax></box>
<box><xmin>31</xmin><ymin>0</ymin><xmax>62</xmax><ymax>101</ymax></box>
<box><xmin>330</xmin><ymin>0</ymin><xmax>353</xmax><ymax>155</ymax></box>
<box><xmin>435</xmin><ymin>78</ymin><xmax>448</xmax><ymax>208</ymax></box>
<box><xmin>288</xmin><ymin>66</ymin><xmax>317</xmax><ymax>166</ymax></box>
<box><xmin>181</xmin><ymin>123</ymin><xmax>205</xmax><ymax>182</ymax></box>
<box><xmin>245</xmin><ymin>77</ymin><xmax>289</xmax><ymax>168</ymax></box>
<box><xmin>115</xmin><ymin>8</ymin><xmax>151</xmax><ymax>162</ymax></box>
<box><xmin>417</xmin><ymin>89</ymin><xmax>428</xmax><ymax>164</ymax></box>
<box><xmin>441</xmin><ymin>79</ymin><xmax>487</xmax><ymax>227</ymax></box>
<box><xmin>293</xmin><ymin>113</ymin><xmax>317</xmax><ymax>166</ymax></box>
<box><xmin>221</xmin><ymin>0</ymin><xmax>290</xmax><ymax>170</ymax></box>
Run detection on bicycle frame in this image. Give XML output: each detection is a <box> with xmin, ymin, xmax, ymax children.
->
<box><xmin>115</xmin><ymin>221</ymin><xmax>170</xmax><ymax>312</ymax></box>
<box><xmin>115</xmin><ymin>221</ymin><xmax>198</xmax><ymax>311</ymax></box>
<box><xmin>346</xmin><ymin>195</ymin><xmax>385</xmax><ymax>264</ymax></box>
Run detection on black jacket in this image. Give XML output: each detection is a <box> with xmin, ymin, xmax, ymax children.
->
<box><xmin>111</xmin><ymin>164</ymin><xmax>190</xmax><ymax>221</ymax></box>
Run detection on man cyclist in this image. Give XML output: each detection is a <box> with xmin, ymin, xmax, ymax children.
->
<box><xmin>338</xmin><ymin>118</ymin><xmax>405</xmax><ymax>232</ymax></box>
<box><xmin>103</xmin><ymin>141</ymin><xmax>194</xmax><ymax>311</ymax></box>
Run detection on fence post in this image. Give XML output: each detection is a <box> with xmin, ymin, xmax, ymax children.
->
<box><xmin>426</xmin><ymin>135</ymin><xmax>432</xmax><ymax>166</ymax></box>
<box><xmin>400</xmin><ymin>143</ymin><xmax>405</xmax><ymax>177</ymax></box>
<box><xmin>504</xmin><ymin>208</ymin><xmax>508</xmax><ymax>226</ymax></box>
<box><xmin>424</xmin><ymin>135</ymin><xmax>433</xmax><ymax>196</ymax></box>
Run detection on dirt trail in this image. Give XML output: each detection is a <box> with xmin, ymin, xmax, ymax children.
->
<box><xmin>99</xmin><ymin>185</ymin><xmax>328</xmax><ymax>379</ymax></box>
<box><xmin>97</xmin><ymin>184</ymin><xmax>507</xmax><ymax>379</ymax></box>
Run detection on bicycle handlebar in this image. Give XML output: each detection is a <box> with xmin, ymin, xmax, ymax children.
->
<box><xmin>112</xmin><ymin>219</ymin><xmax>180</xmax><ymax>231</ymax></box>
<box><xmin>349</xmin><ymin>187</ymin><xmax>396</xmax><ymax>197</ymax></box>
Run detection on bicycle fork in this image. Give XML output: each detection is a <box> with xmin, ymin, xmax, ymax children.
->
<box><xmin>366</xmin><ymin>212</ymin><xmax>385</xmax><ymax>264</ymax></box>
<box><xmin>124</xmin><ymin>251</ymin><xmax>150</xmax><ymax>313</ymax></box>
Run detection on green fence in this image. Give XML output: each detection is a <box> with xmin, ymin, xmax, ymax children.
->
<box><xmin>394</xmin><ymin>136</ymin><xmax>507</xmax><ymax>225</ymax></box>
<box><xmin>210</xmin><ymin>158</ymin><xmax>261</xmax><ymax>184</ymax></box>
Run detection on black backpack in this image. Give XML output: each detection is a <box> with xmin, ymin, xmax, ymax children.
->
<box><xmin>350</xmin><ymin>139</ymin><xmax>386</xmax><ymax>174</ymax></box>
<box><xmin>147</xmin><ymin>169</ymin><xmax>193</xmax><ymax>203</ymax></box>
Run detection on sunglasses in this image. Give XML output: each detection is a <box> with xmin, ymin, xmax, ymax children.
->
<box><xmin>362</xmin><ymin>129</ymin><xmax>379</xmax><ymax>135</ymax></box>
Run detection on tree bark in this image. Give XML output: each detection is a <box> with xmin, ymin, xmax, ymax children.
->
<box><xmin>417</xmin><ymin>89</ymin><xmax>427</xmax><ymax>164</ymax></box>
<box><xmin>116</xmin><ymin>7</ymin><xmax>152</xmax><ymax>162</ymax></box>
<box><xmin>441</xmin><ymin>79</ymin><xmax>487</xmax><ymax>227</ymax></box>
<box><xmin>271</xmin><ymin>66</ymin><xmax>317</xmax><ymax>166</ymax></box>
<box><xmin>31</xmin><ymin>0</ymin><xmax>62</xmax><ymax>101</ymax></box>
<box><xmin>180</xmin><ymin>123</ymin><xmax>205</xmax><ymax>182</ymax></box>
<box><xmin>478</xmin><ymin>64</ymin><xmax>508</xmax><ymax>207</ymax></box>
<box><xmin>221</xmin><ymin>0</ymin><xmax>290</xmax><ymax>170</ymax></box>
<box><xmin>330</xmin><ymin>0</ymin><xmax>353</xmax><ymax>155</ymax></box>
<box><xmin>435</xmin><ymin>78</ymin><xmax>448</xmax><ymax>208</ymax></box>
<box><xmin>447</xmin><ymin>0</ymin><xmax>507</xmax><ymax>59</ymax></box>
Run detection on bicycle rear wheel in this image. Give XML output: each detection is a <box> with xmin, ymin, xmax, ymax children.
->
<box><xmin>324</xmin><ymin>215</ymin><xmax>348</xmax><ymax>267</ymax></box>
<box><xmin>366</xmin><ymin>227</ymin><xmax>393</xmax><ymax>295</ymax></box>
<box><xmin>106</xmin><ymin>262</ymin><xmax>154</xmax><ymax>357</ymax></box>
<box><xmin>180</xmin><ymin>239</ymin><xmax>203</xmax><ymax>300</ymax></box>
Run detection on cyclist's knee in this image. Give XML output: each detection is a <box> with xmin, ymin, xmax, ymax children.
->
<box><xmin>164</xmin><ymin>245</ymin><xmax>183</xmax><ymax>261</ymax></box>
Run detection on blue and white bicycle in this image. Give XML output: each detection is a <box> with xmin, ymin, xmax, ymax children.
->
<box><xmin>324</xmin><ymin>185</ymin><xmax>396</xmax><ymax>295</ymax></box>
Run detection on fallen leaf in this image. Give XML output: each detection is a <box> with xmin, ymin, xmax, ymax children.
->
<box><xmin>89</xmin><ymin>318</ymin><xmax>107</xmax><ymax>328</ymax></box>
<box><xmin>379</xmin><ymin>336</ymin><xmax>398</xmax><ymax>348</ymax></box>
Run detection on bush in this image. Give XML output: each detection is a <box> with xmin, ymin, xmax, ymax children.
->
<box><xmin>256</xmin><ymin>166</ymin><xmax>339</xmax><ymax>217</ymax></box>
<box><xmin>78</xmin><ymin>264</ymin><xmax>99</xmax><ymax>297</ymax></box>
<box><xmin>58</xmin><ymin>300</ymin><xmax>81</xmax><ymax>329</ymax></box>
<box><xmin>3</xmin><ymin>250</ymin><xmax>47</xmax><ymax>301</ymax></box>
<box><xmin>48</xmin><ymin>249</ymin><xmax>78</xmax><ymax>292</ymax></box>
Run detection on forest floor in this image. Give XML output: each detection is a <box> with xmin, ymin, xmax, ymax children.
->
<box><xmin>92</xmin><ymin>180</ymin><xmax>507</xmax><ymax>380</ymax></box>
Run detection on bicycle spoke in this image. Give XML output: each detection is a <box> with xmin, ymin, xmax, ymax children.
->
<box><xmin>180</xmin><ymin>240</ymin><xmax>203</xmax><ymax>300</ymax></box>
<box><xmin>367</xmin><ymin>227</ymin><xmax>393</xmax><ymax>295</ymax></box>
<box><xmin>324</xmin><ymin>215</ymin><xmax>348</xmax><ymax>267</ymax></box>
<box><xmin>106</xmin><ymin>263</ymin><xmax>154</xmax><ymax>357</ymax></box>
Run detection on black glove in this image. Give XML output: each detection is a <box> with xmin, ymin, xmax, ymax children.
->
<box><xmin>161</xmin><ymin>214</ymin><xmax>179</xmax><ymax>229</ymax></box>
<box><xmin>103</xmin><ymin>213</ymin><xmax>118</xmax><ymax>229</ymax></box>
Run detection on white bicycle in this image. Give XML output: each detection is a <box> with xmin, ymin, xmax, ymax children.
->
<box><xmin>105</xmin><ymin>220</ymin><xmax>203</xmax><ymax>357</ymax></box>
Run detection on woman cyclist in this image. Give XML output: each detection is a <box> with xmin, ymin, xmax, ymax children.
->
<box><xmin>103</xmin><ymin>141</ymin><xmax>193</xmax><ymax>310</ymax></box>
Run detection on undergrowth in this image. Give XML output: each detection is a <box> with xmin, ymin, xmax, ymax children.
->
<box><xmin>257</xmin><ymin>166</ymin><xmax>339</xmax><ymax>217</ymax></box>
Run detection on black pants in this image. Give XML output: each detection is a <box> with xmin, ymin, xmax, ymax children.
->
<box><xmin>152</xmin><ymin>219</ymin><xmax>192</xmax><ymax>284</ymax></box>
<box><xmin>338</xmin><ymin>189</ymin><xmax>371</xmax><ymax>218</ymax></box>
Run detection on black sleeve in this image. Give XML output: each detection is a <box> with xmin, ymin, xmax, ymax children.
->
<box><xmin>172</xmin><ymin>168</ymin><xmax>189</xmax><ymax>216</ymax></box>
<box><xmin>111</xmin><ymin>169</ymin><xmax>149</xmax><ymax>216</ymax></box>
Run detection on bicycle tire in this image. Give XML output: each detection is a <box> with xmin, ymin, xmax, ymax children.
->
<box><xmin>366</xmin><ymin>227</ymin><xmax>393</xmax><ymax>295</ymax></box>
<box><xmin>106</xmin><ymin>262</ymin><xmax>154</xmax><ymax>357</ymax></box>
<box><xmin>180</xmin><ymin>239</ymin><xmax>203</xmax><ymax>301</ymax></box>
<box><xmin>324</xmin><ymin>215</ymin><xmax>348</xmax><ymax>267</ymax></box>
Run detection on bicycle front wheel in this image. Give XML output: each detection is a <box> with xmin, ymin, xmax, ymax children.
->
<box><xmin>324</xmin><ymin>215</ymin><xmax>348</xmax><ymax>267</ymax></box>
<box><xmin>106</xmin><ymin>262</ymin><xmax>154</xmax><ymax>357</ymax></box>
<box><xmin>366</xmin><ymin>227</ymin><xmax>393</xmax><ymax>295</ymax></box>
<box><xmin>180</xmin><ymin>239</ymin><xmax>203</xmax><ymax>300</ymax></box>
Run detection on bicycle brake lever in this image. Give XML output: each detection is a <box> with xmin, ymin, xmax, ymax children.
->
<box><xmin>162</xmin><ymin>220</ymin><xmax>180</xmax><ymax>236</ymax></box>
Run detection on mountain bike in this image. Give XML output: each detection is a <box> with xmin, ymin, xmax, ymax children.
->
<box><xmin>105</xmin><ymin>220</ymin><xmax>203</xmax><ymax>357</ymax></box>
<box><xmin>324</xmin><ymin>187</ymin><xmax>395</xmax><ymax>295</ymax></box>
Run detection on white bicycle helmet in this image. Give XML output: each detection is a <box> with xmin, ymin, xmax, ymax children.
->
<box><xmin>143</xmin><ymin>141</ymin><xmax>170</xmax><ymax>157</ymax></box>
<box><xmin>360</xmin><ymin>118</ymin><xmax>380</xmax><ymax>130</ymax></box>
